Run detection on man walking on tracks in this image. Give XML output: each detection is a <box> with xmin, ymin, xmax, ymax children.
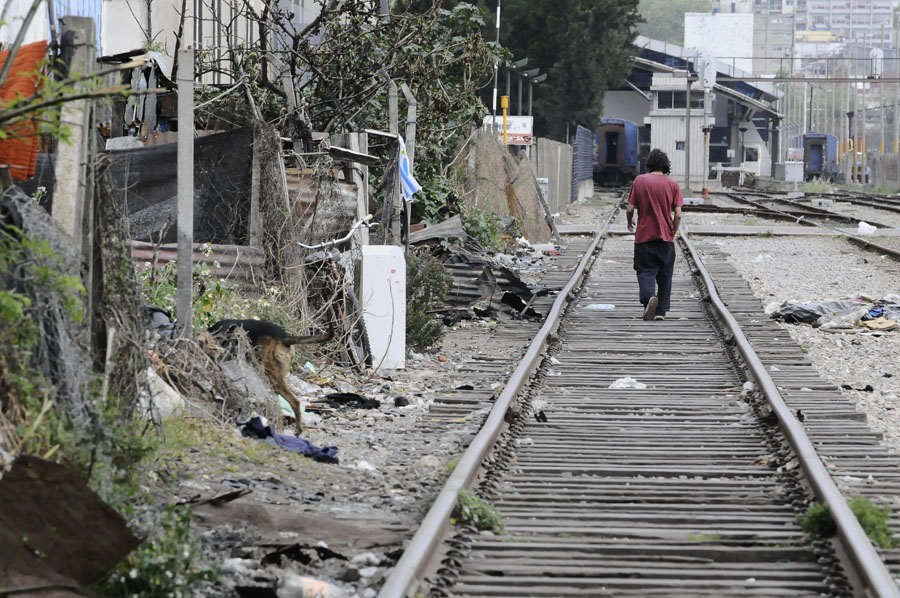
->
<box><xmin>625</xmin><ymin>149</ymin><xmax>683</xmax><ymax>321</ymax></box>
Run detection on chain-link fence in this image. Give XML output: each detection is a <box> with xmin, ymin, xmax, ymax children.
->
<box><xmin>571</xmin><ymin>124</ymin><xmax>594</xmax><ymax>204</ymax></box>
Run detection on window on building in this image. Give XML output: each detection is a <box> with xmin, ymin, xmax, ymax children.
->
<box><xmin>676</xmin><ymin>141</ymin><xmax>686</xmax><ymax>150</ymax></box>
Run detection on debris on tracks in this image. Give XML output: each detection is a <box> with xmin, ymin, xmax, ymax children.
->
<box><xmin>768</xmin><ymin>296</ymin><xmax>900</xmax><ymax>331</ymax></box>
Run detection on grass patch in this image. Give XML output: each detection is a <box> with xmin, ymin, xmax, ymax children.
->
<box><xmin>799</xmin><ymin>497</ymin><xmax>897</xmax><ymax>549</ymax></box>
<box><xmin>689</xmin><ymin>532</ymin><xmax>723</xmax><ymax>542</ymax></box>
<box><xmin>455</xmin><ymin>489</ymin><xmax>504</xmax><ymax>534</ymax></box>
<box><xmin>756</xmin><ymin>230</ymin><xmax>775</xmax><ymax>238</ymax></box>
<box><xmin>444</xmin><ymin>457</ymin><xmax>459</xmax><ymax>475</ymax></box>
<box><xmin>800</xmin><ymin>178</ymin><xmax>834</xmax><ymax>194</ymax></box>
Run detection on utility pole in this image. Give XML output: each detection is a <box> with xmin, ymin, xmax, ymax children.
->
<box><xmin>176</xmin><ymin>46</ymin><xmax>194</xmax><ymax>336</ymax></box>
<box><xmin>684</xmin><ymin>75</ymin><xmax>692</xmax><ymax>192</ymax></box>
<box><xmin>490</xmin><ymin>0</ymin><xmax>501</xmax><ymax>132</ymax></box>
<box><xmin>880</xmin><ymin>22</ymin><xmax>885</xmax><ymax>153</ymax></box>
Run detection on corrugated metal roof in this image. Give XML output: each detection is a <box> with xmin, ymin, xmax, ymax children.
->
<box><xmin>130</xmin><ymin>241</ymin><xmax>265</xmax><ymax>286</ymax></box>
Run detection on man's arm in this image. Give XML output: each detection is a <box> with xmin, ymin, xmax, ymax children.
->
<box><xmin>626</xmin><ymin>203</ymin><xmax>636</xmax><ymax>232</ymax></box>
<box><xmin>672</xmin><ymin>206</ymin><xmax>682</xmax><ymax>234</ymax></box>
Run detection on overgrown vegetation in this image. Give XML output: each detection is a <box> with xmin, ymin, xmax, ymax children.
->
<box><xmin>801</xmin><ymin>178</ymin><xmax>835</xmax><ymax>194</ymax></box>
<box><xmin>96</xmin><ymin>506</ymin><xmax>219</xmax><ymax>597</ymax></box>
<box><xmin>137</xmin><ymin>244</ymin><xmax>292</xmax><ymax>330</ymax></box>
<box><xmin>799</xmin><ymin>497</ymin><xmax>897</xmax><ymax>549</ymax></box>
<box><xmin>406</xmin><ymin>248</ymin><xmax>453</xmax><ymax>351</ymax></box>
<box><xmin>461</xmin><ymin>205</ymin><xmax>522</xmax><ymax>252</ymax></box>
<box><xmin>455</xmin><ymin>489</ymin><xmax>504</xmax><ymax>533</ymax></box>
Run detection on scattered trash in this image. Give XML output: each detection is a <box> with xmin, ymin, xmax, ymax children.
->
<box><xmin>549</xmin><ymin>356</ymin><xmax>562</xmax><ymax>366</ymax></box>
<box><xmin>582</xmin><ymin>303</ymin><xmax>616</xmax><ymax>311</ymax></box>
<box><xmin>240</xmin><ymin>416</ymin><xmax>339</xmax><ymax>463</ymax></box>
<box><xmin>142</xmin><ymin>366</ymin><xmax>186</xmax><ymax>419</ymax></box>
<box><xmin>322</xmin><ymin>392</ymin><xmax>381</xmax><ymax>409</ymax></box>
<box><xmin>609</xmin><ymin>377</ymin><xmax>647</xmax><ymax>389</ymax></box>
<box><xmin>861</xmin><ymin>317</ymin><xmax>898</xmax><ymax>331</ymax></box>
<box><xmin>858</xmin><ymin>221</ymin><xmax>877</xmax><ymax>235</ymax></box>
<box><xmin>742</xmin><ymin>381</ymin><xmax>756</xmax><ymax>392</ymax></box>
<box><xmin>278</xmin><ymin>573</ymin><xmax>348</xmax><ymax>598</ymax></box>
<box><xmin>355</xmin><ymin>460</ymin><xmax>376</xmax><ymax>472</ymax></box>
<box><xmin>771</xmin><ymin>298</ymin><xmax>900</xmax><ymax>331</ymax></box>
<box><xmin>394</xmin><ymin>396</ymin><xmax>410</xmax><ymax>407</ymax></box>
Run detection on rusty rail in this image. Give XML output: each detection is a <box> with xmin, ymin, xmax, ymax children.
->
<box><xmin>376</xmin><ymin>207</ymin><xmax>619</xmax><ymax>598</ymax></box>
<box><xmin>679</xmin><ymin>229</ymin><xmax>900</xmax><ymax>598</ymax></box>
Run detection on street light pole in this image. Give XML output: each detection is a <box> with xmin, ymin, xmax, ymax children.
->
<box><xmin>490</xmin><ymin>0</ymin><xmax>501</xmax><ymax>132</ymax></box>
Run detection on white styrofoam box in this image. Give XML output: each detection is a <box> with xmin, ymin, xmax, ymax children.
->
<box><xmin>683</xmin><ymin>197</ymin><xmax>704</xmax><ymax>205</ymax></box>
<box><xmin>812</xmin><ymin>198</ymin><xmax>834</xmax><ymax>207</ymax></box>
<box><xmin>362</xmin><ymin>246</ymin><xmax>406</xmax><ymax>371</ymax></box>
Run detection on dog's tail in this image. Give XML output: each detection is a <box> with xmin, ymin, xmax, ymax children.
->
<box><xmin>283</xmin><ymin>324</ymin><xmax>335</xmax><ymax>346</ymax></box>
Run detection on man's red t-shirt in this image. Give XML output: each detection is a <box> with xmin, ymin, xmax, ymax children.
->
<box><xmin>627</xmin><ymin>173</ymin><xmax>684</xmax><ymax>243</ymax></box>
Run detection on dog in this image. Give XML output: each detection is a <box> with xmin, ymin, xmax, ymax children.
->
<box><xmin>208</xmin><ymin>319</ymin><xmax>334</xmax><ymax>433</ymax></box>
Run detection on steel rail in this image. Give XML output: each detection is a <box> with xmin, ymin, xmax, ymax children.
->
<box><xmin>679</xmin><ymin>229</ymin><xmax>900</xmax><ymax>598</ymax></box>
<box><xmin>725</xmin><ymin>192</ymin><xmax>900</xmax><ymax>262</ymax></box>
<box><xmin>377</xmin><ymin>206</ymin><xmax>619</xmax><ymax>598</ymax></box>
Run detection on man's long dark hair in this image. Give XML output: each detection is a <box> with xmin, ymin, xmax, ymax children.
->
<box><xmin>646</xmin><ymin>149</ymin><xmax>671</xmax><ymax>175</ymax></box>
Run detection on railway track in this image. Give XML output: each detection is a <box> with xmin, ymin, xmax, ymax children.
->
<box><xmin>376</xmin><ymin>202</ymin><xmax>900</xmax><ymax>598</ymax></box>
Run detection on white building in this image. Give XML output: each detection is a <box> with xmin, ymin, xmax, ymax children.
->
<box><xmin>648</xmin><ymin>73</ymin><xmax>715</xmax><ymax>188</ymax></box>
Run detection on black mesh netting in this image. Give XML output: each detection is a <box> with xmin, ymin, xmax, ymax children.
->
<box><xmin>104</xmin><ymin>127</ymin><xmax>254</xmax><ymax>244</ymax></box>
<box><xmin>0</xmin><ymin>186</ymin><xmax>93</xmax><ymax>429</ymax></box>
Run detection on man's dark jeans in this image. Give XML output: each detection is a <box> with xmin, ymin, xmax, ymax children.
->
<box><xmin>633</xmin><ymin>239</ymin><xmax>676</xmax><ymax>314</ymax></box>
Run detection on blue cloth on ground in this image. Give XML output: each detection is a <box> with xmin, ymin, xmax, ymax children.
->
<box><xmin>868</xmin><ymin>307</ymin><xmax>884</xmax><ymax>319</ymax></box>
<box><xmin>240</xmin><ymin>416</ymin><xmax>339</xmax><ymax>464</ymax></box>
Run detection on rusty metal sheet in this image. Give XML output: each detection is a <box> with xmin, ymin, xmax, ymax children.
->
<box><xmin>0</xmin><ymin>456</ymin><xmax>139</xmax><ymax>592</ymax></box>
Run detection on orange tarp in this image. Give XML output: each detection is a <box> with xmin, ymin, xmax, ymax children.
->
<box><xmin>0</xmin><ymin>41</ymin><xmax>47</xmax><ymax>181</ymax></box>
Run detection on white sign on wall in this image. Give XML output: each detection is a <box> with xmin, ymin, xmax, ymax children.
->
<box><xmin>482</xmin><ymin>115</ymin><xmax>534</xmax><ymax>146</ymax></box>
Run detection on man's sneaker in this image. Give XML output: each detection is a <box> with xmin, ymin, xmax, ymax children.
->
<box><xmin>654</xmin><ymin>314</ymin><xmax>666</xmax><ymax>320</ymax></box>
<box><xmin>643</xmin><ymin>297</ymin><xmax>658</xmax><ymax>321</ymax></box>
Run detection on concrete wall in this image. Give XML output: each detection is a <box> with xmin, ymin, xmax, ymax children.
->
<box><xmin>0</xmin><ymin>0</ymin><xmax>49</xmax><ymax>45</ymax></box>
<box><xmin>461</xmin><ymin>130</ymin><xmax>551</xmax><ymax>243</ymax></box>
<box><xmin>869</xmin><ymin>153</ymin><xmax>900</xmax><ymax>190</ymax></box>
<box><xmin>684</xmin><ymin>13</ymin><xmax>754</xmax><ymax>73</ymax></box>
<box><xmin>530</xmin><ymin>137</ymin><xmax>573</xmax><ymax>216</ymax></box>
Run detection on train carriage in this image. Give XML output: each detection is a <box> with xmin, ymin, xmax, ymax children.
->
<box><xmin>594</xmin><ymin>118</ymin><xmax>639</xmax><ymax>186</ymax></box>
<box><xmin>803</xmin><ymin>132</ymin><xmax>838</xmax><ymax>182</ymax></box>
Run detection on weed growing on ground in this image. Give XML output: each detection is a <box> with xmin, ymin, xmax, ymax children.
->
<box><xmin>461</xmin><ymin>206</ymin><xmax>521</xmax><ymax>253</ymax></box>
<box><xmin>95</xmin><ymin>506</ymin><xmax>219</xmax><ymax>597</ymax></box>
<box><xmin>444</xmin><ymin>457</ymin><xmax>459</xmax><ymax>476</ymax></box>
<box><xmin>799</xmin><ymin>497</ymin><xmax>896</xmax><ymax>548</ymax></box>
<box><xmin>455</xmin><ymin>489</ymin><xmax>504</xmax><ymax>534</ymax></box>
<box><xmin>689</xmin><ymin>532</ymin><xmax>724</xmax><ymax>542</ymax></box>
<box><xmin>137</xmin><ymin>243</ymin><xmax>292</xmax><ymax>330</ymax></box>
<box><xmin>406</xmin><ymin>248</ymin><xmax>452</xmax><ymax>351</ymax></box>
<box><xmin>757</xmin><ymin>230</ymin><xmax>775</xmax><ymax>238</ymax></box>
<box><xmin>801</xmin><ymin>178</ymin><xmax>834</xmax><ymax>194</ymax></box>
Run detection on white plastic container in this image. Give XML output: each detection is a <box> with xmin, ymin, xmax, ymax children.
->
<box><xmin>361</xmin><ymin>245</ymin><xmax>406</xmax><ymax>370</ymax></box>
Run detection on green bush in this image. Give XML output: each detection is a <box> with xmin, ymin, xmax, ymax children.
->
<box><xmin>455</xmin><ymin>489</ymin><xmax>504</xmax><ymax>534</ymax></box>
<box><xmin>406</xmin><ymin>248</ymin><xmax>452</xmax><ymax>351</ymax></box>
<box><xmin>799</xmin><ymin>497</ymin><xmax>896</xmax><ymax>549</ymax></box>
<box><xmin>461</xmin><ymin>206</ymin><xmax>522</xmax><ymax>253</ymax></box>
<box><xmin>96</xmin><ymin>506</ymin><xmax>219</xmax><ymax>597</ymax></box>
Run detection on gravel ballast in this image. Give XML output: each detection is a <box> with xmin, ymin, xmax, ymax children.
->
<box><xmin>695</xmin><ymin>235</ymin><xmax>900</xmax><ymax>450</ymax></box>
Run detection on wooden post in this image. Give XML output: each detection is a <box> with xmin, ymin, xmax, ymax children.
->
<box><xmin>52</xmin><ymin>16</ymin><xmax>95</xmax><ymax>246</ymax></box>
<box><xmin>249</xmin><ymin>128</ymin><xmax>262</xmax><ymax>248</ymax></box>
<box><xmin>176</xmin><ymin>48</ymin><xmax>194</xmax><ymax>336</ymax></box>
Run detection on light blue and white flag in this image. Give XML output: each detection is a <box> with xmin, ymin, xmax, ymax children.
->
<box><xmin>398</xmin><ymin>137</ymin><xmax>422</xmax><ymax>201</ymax></box>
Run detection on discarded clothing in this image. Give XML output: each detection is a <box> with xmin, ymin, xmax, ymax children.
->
<box><xmin>240</xmin><ymin>416</ymin><xmax>339</xmax><ymax>464</ymax></box>
<box><xmin>775</xmin><ymin>299</ymin><xmax>865</xmax><ymax>323</ymax></box>
<box><xmin>323</xmin><ymin>392</ymin><xmax>380</xmax><ymax>409</ymax></box>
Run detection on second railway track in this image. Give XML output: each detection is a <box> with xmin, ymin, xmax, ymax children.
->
<box><xmin>378</xmin><ymin>203</ymin><xmax>900</xmax><ymax>598</ymax></box>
